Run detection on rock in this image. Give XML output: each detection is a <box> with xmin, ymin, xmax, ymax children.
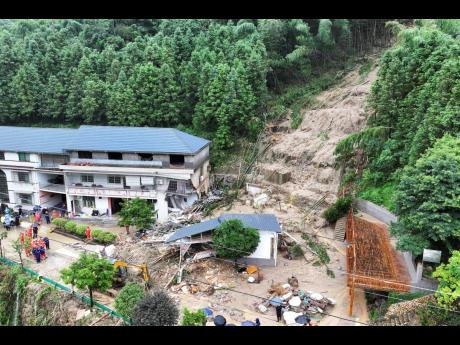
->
<box><xmin>282</xmin><ymin>283</ymin><xmax>291</xmax><ymax>290</ymax></box>
<box><xmin>248</xmin><ymin>276</ymin><xmax>256</xmax><ymax>283</ymax></box>
<box><xmin>75</xmin><ymin>309</ymin><xmax>87</xmax><ymax>321</ymax></box>
<box><xmin>181</xmin><ymin>286</ymin><xmax>189</xmax><ymax>294</ymax></box>
<box><xmin>327</xmin><ymin>298</ymin><xmax>336</xmax><ymax>305</ymax></box>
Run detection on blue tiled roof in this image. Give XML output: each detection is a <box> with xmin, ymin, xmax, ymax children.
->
<box><xmin>165</xmin><ymin>213</ymin><xmax>281</xmax><ymax>243</ymax></box>
<box><xmin>0</xmin><ymin>126</ymin><xmax>77</xmax><ymax>154</ymax></box>
<box><xmin>0</xmin><ymin>125</ymin><xmax>210</xmax><ymax>155</ymax></box>
<box><xmin>64</xmin><ymin>126</ymin><xmax>210</xmax><ymax>154</ymax></box>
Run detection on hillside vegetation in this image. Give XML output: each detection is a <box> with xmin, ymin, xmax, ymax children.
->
<box><xmin>0</xmin><ymin>19</ymin><xmax>391</xmax><ymax>162</ymax></box>
<box><xmin>334</xmin><ymin>19</ymin><xmax>460</xmax><ymax>256</ymax></box>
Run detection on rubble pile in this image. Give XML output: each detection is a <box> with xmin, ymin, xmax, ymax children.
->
<box><xmin>256</xmin><ymin>277</ymin><xmax>336</xmax><ymax>325</ymax></box>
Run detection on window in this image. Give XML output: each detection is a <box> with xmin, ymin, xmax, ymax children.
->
<box><xmin>82</xmin><ymin>196</ymin><xmax>95</xmax><ymax>208</ymax></box>
<box><xmin>108</xmin><ymin>176</ymin><xmax>122</xmax><ymax>184</ymax></box>
<box><xmin>168</xmin><ymin>180</ymin><xmax>178</xmax><ymax>192</ymax></box>
<box><xmin>81</xmin><ymin>175</ymin><xmax>94</xmax><ymax>183</ymax></box>
<box><xmin>18</xmin><ymin>193</ymin><xmax>32</xmax><ymax>205</ymax></box>
<box><xmin>18</xmin><ymin>153</ymin><xmax>29</xmax><ymax>162</ymax></box>
<box><xmin>17</xmin><ymin>172</ymin><xmax>30</xmax><ymax>183</ymax></box>
<box><xmin>139</xmin><ymin>153</ymin><xmax>153</xmax><ymax>161</ymax></box>
<box><xmin>78</xmin><ymin>151</ymin><xmax>93</xmax><ymax>159</ymax></box>
<box><xmin>170</xmin><ymin>154</ymin><xmax>185</xmax><ymax>166</ymax></box>
<box><xmin>0</xmin><ymin>152</ymin><xmax>4</xmax><ymax>160</ymax></box>
<box><xmin>108</xmin><ymin>152</ymin><xmax>123</xmax><ymax>160</ymax></box>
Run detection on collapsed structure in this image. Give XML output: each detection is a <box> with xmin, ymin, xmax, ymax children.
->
<box><xmin>0</xmin><ymin>125</ymin><xmax>210</xmax><ymax>222</ymax></box>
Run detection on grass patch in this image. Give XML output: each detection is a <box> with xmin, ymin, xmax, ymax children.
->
<box><xmin>358</xmin><ymin>181</ymin><xmax>397</xmax><ymax>212</ymax></box>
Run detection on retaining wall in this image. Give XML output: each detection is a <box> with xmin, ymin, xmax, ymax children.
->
<box><xmin>354</xmin><ymin>199</ymin><xmax>398</xmax><ymax>225</ymax></box>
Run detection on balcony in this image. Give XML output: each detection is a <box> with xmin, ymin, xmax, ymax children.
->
<box><xmin>39</xmin><ymin>183</ymin><xmax>66</xmax><ymax>194</ymax></box>
<box><xmin>66</xmin><ymin>185</ymin><xmax>158</xmax><ymax>199</ymax></box>
<box><xmin>68</xmin><ymin>158</ymin><xmax>163</xmax><ymax>168</ymax></box>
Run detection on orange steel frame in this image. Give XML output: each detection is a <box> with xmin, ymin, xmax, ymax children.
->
<box><xmin>346</xmin><ymin>209</ymin><xmax>410</xmax><ymax>316</ymax></box>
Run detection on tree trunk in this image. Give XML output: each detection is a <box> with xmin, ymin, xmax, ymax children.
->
<box><xmin>89</xmin><ymin>287</ymin><xmax>93</xmax><ymax>310</ymax></box>
<box><xmin>18</xmin><ymin>251</ymin><xmax>23</xmax><ymax>269</ymax></box>
<box><xmin>125</xmin><ymin>225</ymin><xmax>130</xmax><ymax>235</ymax></box>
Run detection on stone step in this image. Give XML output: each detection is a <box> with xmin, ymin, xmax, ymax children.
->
<box><xmin>334</xmin><ymin>216</ymin><xmax>347</xmax><ymax>241</ymax></box>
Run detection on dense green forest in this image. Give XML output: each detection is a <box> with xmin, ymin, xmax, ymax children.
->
<box><xmin>335</xmin><ymin>19</ymin><xmax>460</xmax><ymax>257</ymax></box>
<box><xmin>0</xmin><ymin>19</ymin><xmax>391</xmax><ymax>161</ymax></box>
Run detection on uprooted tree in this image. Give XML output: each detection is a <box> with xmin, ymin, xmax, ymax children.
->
<box><xmin>118</xmin><ymin>197</ymin><xmax>157</xmax><ymax>235</ymax></box>
<box><xmin>212</xmin><ymin>219</ymin><xmax>260</xmax><ymax>261</ymax></box>
<box><xmin>60</xmin><ymin>253</ymin><xmax>114</xmax><ymax>309</ymax></box>
<box><xmin>131</xmin><ymin>289</ymin><xmax>179</xmax><ymax>326</ymax></box>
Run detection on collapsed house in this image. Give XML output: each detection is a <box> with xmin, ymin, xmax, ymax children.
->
<box><xmin>165</xmin><ymin>213</ymin><xmax>281</xmax><ymax>266</ymax></box>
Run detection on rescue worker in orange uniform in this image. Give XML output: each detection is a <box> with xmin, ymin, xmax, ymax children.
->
<box><xmin>85</xmin><ymin>226</ymin><xmax>92</xmax><ymax>240</ymax></box>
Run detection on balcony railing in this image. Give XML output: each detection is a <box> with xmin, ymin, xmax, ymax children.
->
<box><xmin>66</xmin><ymin>185</ymin><xmax>158</xmax><ymax>199</ymax></box>
<box><xmin>39</xmin><ymin>183</ymin><xmax>66</xmax><ymax>194</ymax></box>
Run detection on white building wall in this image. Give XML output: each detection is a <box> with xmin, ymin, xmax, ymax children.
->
<box><xmin>247</xmin><ymin>231</ymin><xmax>277</xmax><ymax>260</ymax></box>
<box><xmin>95</xmin><ymin>196</ymin><xmax>110</xmax><ymax>214</ymax></box>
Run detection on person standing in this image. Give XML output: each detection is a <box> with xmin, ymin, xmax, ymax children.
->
<box><xmin>43</xmin><ymin>236</ymin><xmax>50</xmax><ymax>250</ymax></box>
<box><xmin>275</xmin><ymin>305</ymin><xmax>283</xmax><ymax>322</ymax></box>
<box><xmin>32</xmin><ymin>222</ymin><xmax>38</xmax><ymax>239</ymax></box>
<box><xmin>44</xmin><ymin>209</ymin><xmax>50</xmax><ymax>224</ymax></box>
<box><xmin>85</xmin><ymin>225</ymin><xmax>92</xmax><ymax>240</ymax></box>
<box><xmin>34</xmin><ymin>211</ymin><xmax>41</xmax><ymax>225</ymax></box>
<box><xmin>20</xmin><ymin>231</ymin><xmax>25</xmax><ymax>245</ymax></box>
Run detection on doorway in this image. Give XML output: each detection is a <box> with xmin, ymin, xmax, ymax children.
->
<box><xmin>111</xmin><ymin>198</ymin><xmax>125</xmax><ymax>214</ymax></box>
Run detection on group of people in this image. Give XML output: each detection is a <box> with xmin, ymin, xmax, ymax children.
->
<box><xmin>20</xmin><ymin>228</ymin><xmax>50</xmax><ymax>263</ymax></box>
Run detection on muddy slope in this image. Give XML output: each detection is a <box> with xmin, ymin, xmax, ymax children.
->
<box><xmin>257</xmin><ymin>57</ymin><xmax>380</xmax><ymax>209</ymax></box>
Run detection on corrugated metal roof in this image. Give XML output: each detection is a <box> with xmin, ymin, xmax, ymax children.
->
<box><xmin>165</xmin><ymin>213</ymin><xmax>281</xmax><ymax>243</ymax></box>
<box><xmin>65</xmin><ymin>126</ymin><xmax>210</xmax><ymax>154</ymax></box>
<box><xmin>0</xmin><ymin>126</ymin><xmax>77</xmax><ymax>154</ymax></box>
<box><xmin>0</xmin><ymin>125</ymin><xmax>210</xmax><ymax>155</ymax></box>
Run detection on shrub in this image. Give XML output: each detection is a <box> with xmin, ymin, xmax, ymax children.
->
<box><xmin>97</xmin><ymin>232</ymin><xmax>117</xmax><ymax>244</ymax></box>
<box><xmin>289</xmin><ymin>244</ymin><xmax>304</xmax><ymax>259</ymax></box>
<box><xmin>323</xmin><ymin>195</ymin><xmax>352</xmax><ymax>223</ymax></box>
<box><xmin>131</xmin><ymin>290</ymin><xmax>179</xmax><ymax>326</ymax></box>
<box><xmin>75</xmin><ymin>225</ymin><xmax>87</xmax><ymax>237</ymax></box>
<box><xmin>115</xmin><ymin>282</ymin><xmax>146</xmax><ymax>320</ymax></box>
<box><xmin>323</xmin><ymin>206</ymin><xmax>340</xmax><ymax>223</ymax></box>
<box><xmin>64</xmin><ymin>221</ymin><xmax>77</xmax><ymax>234</ymax></box>
<box><xmin>181</xmin><ymin>308</ymin><xmax>207</xmax><ymax>326</ymax></box>
<box><xmin>90</xmin><ymin>228</ymin><xmax>102</xmax><ymax>238</ymax></box>
<box><xmin>52</xmin><ymin>218</ymin><xmax>68</xmax><ymax>229</ymax></box>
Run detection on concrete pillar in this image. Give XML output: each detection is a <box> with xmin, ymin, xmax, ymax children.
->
<box><xmin>415</xmin><ymin>262</ymin><xmax>423</xmax><ymax>283</ymax></box>
<box><xmin>65</xmin><ymin>194</ymin><xmax>73</xmax><ymax>215</ymax></box>
<box><xmin>156</xmin><ymin>193</ymin><xmax>168</xmax><ymax>223</ymax></box>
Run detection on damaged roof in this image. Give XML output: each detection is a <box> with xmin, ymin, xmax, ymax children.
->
<box><xmin>165</xmin><ymin>213</ymin><xmax>281</xmax><ymax>243</ymax></box>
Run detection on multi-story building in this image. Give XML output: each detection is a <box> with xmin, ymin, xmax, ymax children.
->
<box><xmin>0</xmin><ymin>125</ymin><xmax>211</xmax><ymax>222</ymax></box>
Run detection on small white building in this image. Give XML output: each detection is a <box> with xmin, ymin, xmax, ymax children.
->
<box><xmin>165</xmin><ymin>213</ymin><xmax>281</xmax><ymax>266</ymax></box>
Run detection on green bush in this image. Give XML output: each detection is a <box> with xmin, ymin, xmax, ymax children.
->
<box><xmin>64</xmin><ymin>221</ymin><xmax>77</xmax><ymax>234</ymax></box>
<box><xmin>181</xmin><ymin>308</ymin><xmax>207</xmax><ymax>326</ymax></box>
<box><xmin>323</xmin><ymin>196</ymin><xmax>352</xmax><ymax>223</ymax></box>
<box><xmin>115</xmin><ymin>282</ymin><xmax>146</xmax><ymax>320</ymax></box>
<box><xmin>323</xmin><ymin>206</ymin><xmax>340</xmax><ymax>223</ymax></box>
<box><xmin>90</xmin><ymin>228</ymin><xmax>102</xmax><ymax>238</ymax></box>
<box><xmin>75</xmin><ymin>225</ymin><xmax>87</xmax><ymax>237</ymax></box>
<box><xmin>289</xmin><ymin>244</ymin><xmax>304</xmax><ymax>258</ymax></box>
<box><xmin>91</xmin><ymin>229</ymin><xmax>116</xmax><ymax>244</ymax></box>
<box><xmin>51</xmin><ymin>218</ymin><xmax>68</xmax><ymax>229</ymax></box>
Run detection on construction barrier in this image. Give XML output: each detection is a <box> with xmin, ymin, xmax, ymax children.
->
<box><xmin>0</xmin><ymin>256</ymin><xmax>130</xmax><ymax>325</ymax></box>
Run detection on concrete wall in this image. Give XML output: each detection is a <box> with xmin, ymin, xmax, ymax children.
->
<box><xmin>247</xmin><ymin>231</ymin><xmax>277</xmax><ymax>261</ymax></box>
<box><xmin>354</xmin><ymin>199</ymin><xmax>398</xmax><ymax>225</ymax></box>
